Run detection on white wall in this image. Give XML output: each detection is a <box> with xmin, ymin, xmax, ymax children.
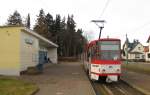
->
<box><xmin>0</xmin><ymin>69</ymin><xmax>20</xmax><ymax>76</ymax></box>
<box><xmin>146</xmin><ymin>42</ymin><xmax>150</xmax><ymax>61</ymax></box>
<box><xmin>20</xmin><ymin>31</ymin><xmax>39</xmax><ymax>71</ymax></box>
<box><xmin>128</xmin><ymin>54</ymin><xmax>134</xmax><ymax>60</ymax></box>
<box><xmin>149</xmin><ymin>41</ymin><xmax>150</xmax><ymax>53</ymax></box>
<box><xmin>132</xmin><ymin>44</ymin><xmax>144</xmax><ymax>53</ymax></box>
<box><xmin>129</xmin><ymin>43</ymin><xmax>145</xmax><ymax>60</ymax></box>
<box><xmin>47</xmin><ymin>48</ymin><xmax>57</xmax><ymax>64</ymax></box>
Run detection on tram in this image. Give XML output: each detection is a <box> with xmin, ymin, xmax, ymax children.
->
<box><xmin>83</xmin><ymin>38</ymin><xmax>121</xmax><ymax>82</ymax></box>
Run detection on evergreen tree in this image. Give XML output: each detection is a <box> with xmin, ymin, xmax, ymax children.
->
<box><xmin>26</xmin><ymin>13</ymin><xmax>30</xmax><ymax>28</ymax></box>
<box><xmin>76</xmin><ymin>29</ymin><xmax>85</xmax><ymax>55</ymax></box>
<box><xmin>45</xmin><ymin>13</ymin><xmax>54</xmax><ymax>40</ymax></box>
<box><xmin>7</xmin><ymin>10</ymin><xmax>23</xmax><ymax>25</ymax></box>
<box><xmin>59</xmin><ymin>17</ymin><xmax>66</xmax><ymax>56</ymax></box>
<box><xmin>53</xmin><ymin>14</ymin><xmax>61</xmax><ymax>42</ymax></box>
<box><xmin>34</xmin><ymin>9</ymin><xmax>48</xmax><ymax>38</ymax></box>
<box><xmin>64</xmin><ymin>15</ymin><xmax>76</xmax><ymax>56</ymax></box>
<box><xmin>33</xmin><ymin>10</ymin><xmax>87</xmax><ymax>57</ymax></box>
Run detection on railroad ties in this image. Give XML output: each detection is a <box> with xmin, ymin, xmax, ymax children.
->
<box><xmin>91</xmin><ymin>80</ymin><xmax>145</xmax><ymax>95</ymax></box>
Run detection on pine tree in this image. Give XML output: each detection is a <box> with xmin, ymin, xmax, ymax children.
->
<box><xmin>45</xmin><ymin>13</ymin><xmax>54</xmax><ymax>39</ymax></box>
<box><xmin>26</xmin><ymin>13</ymin><xmax>30</xmax><ymax>28</ymax></box>
<box><xmin>33</xmin><ymin>10</ymin><xmax>88</xmax><ymax>57</ymax></box>
<box><xmin>7</xmin><ymin>10</ymin><xmax>23</xmax><ymax>25</ymax></box>
<box><xmin>59</xmin><ymin>17</ymin><xmax>66</xmax><ymax>56</ymax></box>
<box><xmin>52</xmin><ymin>14</ymin><xmax>61</xmax><ymax>43</ymax></box>
<box><xmin>34</xmin><ymin>9</ymin><xmax>48</xmax><ymax>38</ymax></box>
<box><xmin>65</xmin><ymin>15</ymin><xmax>76</xmax><ymax>56</ymax></box>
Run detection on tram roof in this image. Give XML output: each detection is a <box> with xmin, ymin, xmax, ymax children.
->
<box><xmin>88</xmin><ymin>38</ymin><xmax>120</xmax><ymax>47</ymax></box>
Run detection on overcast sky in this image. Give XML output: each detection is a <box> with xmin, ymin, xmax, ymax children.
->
<box><xmin>0</xmin><ymin>0</ymin><xmax>150</xmax><ymax>46</ymax></box>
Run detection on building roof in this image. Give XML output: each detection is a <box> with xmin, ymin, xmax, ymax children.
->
<box><xmin>128</xmin><ymin>40</ymin><xmax>140</xmax><ymax>52</ymax></box>
<box><xmin>123</xmin><ymin>38</ymin><xmax>143</xmax><ymax>53</ymax></box>
<box><xmin>88</xmin><ymin>38</ymin><xmax>120</xmax><ymax>47</ymax></box>
<box><xmin>22</xmin><ymin>28</ymin><xmax>58</xmax><ymax>48</ymax></box>
<box><xmin>0</xmin><ymin>25</ymin><xmax>58</xmax><ymax>48</ymax></box>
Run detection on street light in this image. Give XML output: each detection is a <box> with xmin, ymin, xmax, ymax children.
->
<box><xmin>91</xmin><ymin>20</ymin><xmax>106</xmax><ymax>39</ymax></box>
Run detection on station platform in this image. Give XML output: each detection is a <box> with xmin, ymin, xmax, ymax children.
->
<box><xmin>121</xmin><ymin>70</ymin><xmax>150</xmax><ymax>95</ymax></box>
<box><xmin>20</xmin><ymin>62</ymin><xmax>95</xmax><ymax>95</ymax></box>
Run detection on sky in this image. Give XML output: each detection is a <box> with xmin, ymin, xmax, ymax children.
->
<box><xmin>0</xmin><ymin>0</ymin><xmax>150</xmax><ymax>46</ymax></box>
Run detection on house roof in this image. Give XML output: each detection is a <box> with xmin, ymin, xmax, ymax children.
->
<box><xmin>147</xmin><ymin>36</ymin><xmax>150</xmax><ymax>43</ymax></box>
<box><xmin>123</xmin><ymin>38</ymin><xmax>143</xmax><ymax>53</ymax></box>
<box><xmin>128</xmin><ymin>41</ymin><xmax>140</xmax><ymax>52</ymax></box>
<box><xmin>0</xmin><ymin>25</ymin><xmax>58</xmax><ymax>48</ymax></box>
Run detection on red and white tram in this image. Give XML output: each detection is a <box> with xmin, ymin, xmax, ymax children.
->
<box><xmin>83</xmin><ymin>38</ymin><xmax>121</xmax><ymax>82</ymax></box>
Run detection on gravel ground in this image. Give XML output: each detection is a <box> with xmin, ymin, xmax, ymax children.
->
<box><xmin>19</xmin><ymin>62</ymin><xmax>95</xmax><ymax>95</ymax></box>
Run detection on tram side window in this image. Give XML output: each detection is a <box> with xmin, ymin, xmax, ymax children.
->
<box><xmin>87</xmin><ymin>49</ymin><xmax>92</xmax><ymax>61</ymax></box>
<box><xmin>91</xmin><ymin>47</ymin><xmax>95</xmax><ymax>59</ymax></box>
<box><xmin>148</xmin><ymin>53</ymin><xmax>150</xmax><ymax>58</ymax></box>
<box><xmin>87</xmin><ymin>52</ymin><xmax>90</xmax><ymax>61</ymax></box>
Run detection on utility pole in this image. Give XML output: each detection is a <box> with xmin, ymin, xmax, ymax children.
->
<box><xmin>91</xmin><ymin>20</ymin><xmax>105</xmax><ymax>39</ymax></box>
<box><xmin>126</xmin><ymin>34</ymin><xmax>128</xmax><ymax>64</ymax></box>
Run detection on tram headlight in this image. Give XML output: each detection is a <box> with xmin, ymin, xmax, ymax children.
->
<box><xmin>116</xmin><ymin>69</ymin><xmax>120</xmax><ymax>73</ymax></box>
<box><xmin>102</xmin><ymin>69</ymin><xmax>105</xmax><ymax>72</ymax></box>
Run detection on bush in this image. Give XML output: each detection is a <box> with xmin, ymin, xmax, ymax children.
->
<box><xmin>26</xmin><ymin>66</ymin><xmax>42</xmax><ymax>75</ymax></box>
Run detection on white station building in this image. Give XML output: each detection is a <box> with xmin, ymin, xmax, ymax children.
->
<box><xmin>0</xmin><ymin>26</ymin><xmax>58</xmax><ymax>76</ymax></box>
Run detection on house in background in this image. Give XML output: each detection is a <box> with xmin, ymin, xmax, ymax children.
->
<box><xmin>0</xmin><ymin>26</ymin><xmax>58</xmax><ymax>76</ymax></box>
<box><xmin>122</xmin><ymin>37</ymin><xmax>145</xmax><ymax>61</ymax></box>
<box><xmin>145</xmin><ymin>36</ymin><xmax>150</xmax><ymax>61</ymax></box>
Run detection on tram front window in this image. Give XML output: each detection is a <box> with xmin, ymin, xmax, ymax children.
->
<box><xmin>98</xmin><ymin>41</ymin><xmax>120</xmax><ymax>60</ymax></box>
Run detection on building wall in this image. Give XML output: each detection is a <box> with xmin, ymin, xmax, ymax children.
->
<box><xmin>20</xmin><ymin>31</ymin><xmax>39</xmax><ymax>71</ymax></box>
<box><xmin>132</xmin><ymin>44</ymin><xmax>144</xmax><ymax>53</ymax></box>
<box><xmin>48</xmin><ymin>48</ymin><xmax>57</xmax><ymax>63</ymax></box>
<box><xmin>128</xmin><ymin>54</ymin><xmax>133</xmax><ymax>60</ymax></box>
<box><xmin>0</xmin><ymin>27</ymin><xmax>22</xmax><ymax>76</ymax></box>
<box><xmin>146</xmin><ymin>41</ymin><xmax>150</xmax><ymax>61</ymax></box>
<box><xmin>145</xmin><ymin>52</ymin><xmax>150</xmax><ymax>61</ymax></box>
<box><xmin>129</xmin><ymin>44</ymin><xmax>144</xmax><ymax>60</ymax></box>
<box><xmin>128</xmin><ymin>53</ymin><xmax>144</xmax><ymax>60</ymax></box>
<box><xmin>0</xmin><ymin>26</ymin><xmax>58</xmax><ymax>75</ymax></box>
<box><xmin>149</xmin><ymin>41</ymin><xmax>150</xmax><ymax>53</ymax></box>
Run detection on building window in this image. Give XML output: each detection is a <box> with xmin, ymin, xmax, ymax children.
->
<box><xmin>138</xmin><ymin>47</ymin><xmax>141</xmax><ymax>50</ymax></box>
<box><xmin>135</xmin><ymin>54</ymin><xmax>140</xmax><ymax>58</ymax></box>
<box><xmin>148</xmin><ymin>53</ymin><xmax>150</xmax><ymax>58</ymax></box>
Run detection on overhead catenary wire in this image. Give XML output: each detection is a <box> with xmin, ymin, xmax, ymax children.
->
<box><xmin>100</xmin><ymin>0</ymin><xmax>111</xmax><ymax>18</ymax></box>
<box><xmin>133</xmin><ymin>21</ymin><xmax>150</xmax><ymax>33</ymax></box>
<box><xmin>91</xmin><ymin>0</ymin><xmax>111</xmax><ymax>39</ymax></box>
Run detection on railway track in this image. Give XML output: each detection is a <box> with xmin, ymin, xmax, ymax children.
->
<box><xmin>91</xmin><ymin>80</ymin><xmax>145</xmax><ymax>95</ymax></box>
<box><xmin>82</xmin><ymin>64</ymin><xmax>145</xmax><ymax>95</ymax></box>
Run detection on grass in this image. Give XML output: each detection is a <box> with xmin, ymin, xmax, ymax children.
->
<box><xmin>0</xmin><ymin>77</ymin><xmax>38</xmax><ymax>95</ymax></box>
<box><xmin>122</xmin><ymin>62</ymin><xmax>150</xmax><ymax>75</ymax></box>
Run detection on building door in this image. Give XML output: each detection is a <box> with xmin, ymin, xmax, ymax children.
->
<box><xmin>39</xmin><ymin>51</ymin><xmax>48</xmax><ymax>64</ymax></box>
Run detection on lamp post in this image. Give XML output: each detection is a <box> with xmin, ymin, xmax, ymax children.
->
<box><xmin>126</xmin><ymin>34</ymin><xmax>128</xmax><ymax>64</ymax></box>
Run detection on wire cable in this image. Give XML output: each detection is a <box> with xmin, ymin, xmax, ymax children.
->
<box><xmin>133</xmin><ymin>21</ymin><xmax>150</xmax><ymax>33</ymax></box>
<box><xmin>100</xmin><ymin>0</ymin><xmax>111</xmax><ymax>18</ymax></box>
